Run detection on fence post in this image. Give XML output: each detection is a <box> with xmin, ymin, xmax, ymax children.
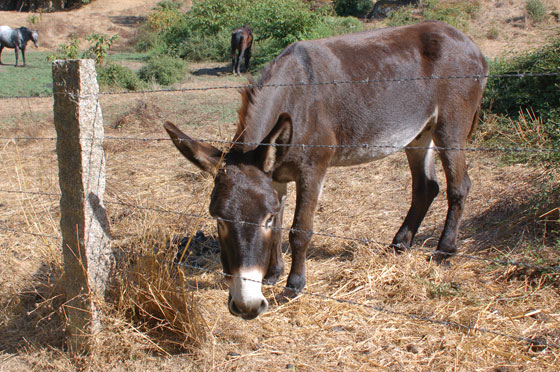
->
<box><xmin>53</xmin><ymin>59</ymin><xmax>111</xmax><ymax>354</ymax></box>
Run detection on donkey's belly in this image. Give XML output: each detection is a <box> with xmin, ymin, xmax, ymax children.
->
<box><xmin>330</xmin><ymin>128</ymin><xmax>423</xmax><ymax>167</ymax></box>
<box><xmin>330</xmin><ymin>145</ymin><xmax>395</xmax><ymax>166</ymax></box>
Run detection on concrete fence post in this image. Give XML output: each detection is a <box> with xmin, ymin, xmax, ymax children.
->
<box><xmin>53</xmin><ymin>59</ymin><xmax>111</xmax><ymax>354</ymax></box>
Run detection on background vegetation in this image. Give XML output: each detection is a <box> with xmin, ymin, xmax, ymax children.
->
<box><xmin>138</xmin><ymin>0</ymin><xmax>362</xmax><ymax>69</ymax></box>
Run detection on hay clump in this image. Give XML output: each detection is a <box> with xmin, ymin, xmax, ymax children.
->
<box><xmin>110</xmin><ymin>231</ymin><xmax>208</xmax><ymax>355</ymax></box>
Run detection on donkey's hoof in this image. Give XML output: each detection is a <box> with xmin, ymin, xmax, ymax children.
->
<box><xmin>428</xmin><ymin>250</ymin><xmax>454</xmax><ymax>266</ymax></box>
<box><xmin>275</xmin><ymin>287</ymin><xmax>301</xmax><ymax>303</ymax></box>
<box><xmin>388</xmin><ymin>242</ymin><xmax>409</xmax><ymax>254</ymax></box>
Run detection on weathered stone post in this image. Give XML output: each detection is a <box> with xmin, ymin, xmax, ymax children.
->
<box><xmin>53</xmin><ymin>59</ymin><xmax>111</xmax><ymax>354</ymax></box>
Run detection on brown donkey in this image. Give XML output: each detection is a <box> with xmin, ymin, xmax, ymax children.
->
<box><xmin>231</xmin><ymin>25</ymin><xmax>253</xmax><ymax>75</ymax></box>
<box><xmin>165</xmin><ymin>21</ymin><xmax>488</xmax><ymax>320</ymax></box>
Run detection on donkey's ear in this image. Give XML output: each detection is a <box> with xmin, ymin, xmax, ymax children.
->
<box><xmin>164</xmin><ymin>121</ymin><xmax>223</xmax><ymax>175</ymax></box>
<box><xmin>260</xmin><ymin>113</ymin><xmax>292</xmax><ymax>173</ymax></box>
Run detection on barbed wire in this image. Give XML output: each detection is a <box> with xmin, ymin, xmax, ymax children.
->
<box><xmin>1</xmin><ymin>188</ymin><xmax>558</xmax><ymax>273</ymax></box>
<box><xmin>0</xmin><ymin>225</ymin><xmax>60</xmax><ymax>240</ymax></box>
<box><xmin>0</xmin><ymin>71</ymin><xmax>559</xmax><ymax>100</ymax></box>
<box><xmin>1</xmin><ymin>134</ymin><xmax>559</xmax><ymax>154</ymax></box>
<box><xmin>172</xmin><ymin>260</ymin><xmax>560</xmax><ymax>350</ymax></box>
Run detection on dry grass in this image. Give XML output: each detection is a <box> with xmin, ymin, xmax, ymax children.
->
<box><xmin>1</xmin><ymin>75</ymin><xmax>559</xmax><ymax>371</ymax></box>
<box><xmin>1</xmin><ymin>1</ymin><xmax>560</xmax><ymax>370</ymax></box>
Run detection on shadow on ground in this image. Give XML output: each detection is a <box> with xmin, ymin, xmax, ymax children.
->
<box><xmin>110</xmin><ymin>16</ymin><xmax>146</xmax><ymax>27</ymax></box>
<box><xmin>191</xmin><ymin>65</ymin><xmax>232</xmax><ymax>77</ymax></box>
<box><xmin>0</xmin><ymin>263</ymin><xmax>66</xmax><ymax>353</ymax></box>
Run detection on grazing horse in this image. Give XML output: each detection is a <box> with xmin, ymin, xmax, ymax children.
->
<box><xmin>165</xmin><ymin>21</ymin><xmax>488</xmax><ymax>320</ymax></box>
<box><xmin>0</xmin><ymin>26</ymin><xmax>39</xmax><ymax>67</ymax></box>
<box><xmin>231</xmin><ymin>25</ymin><xmax>253</xmax><ymax>75</ymax></box>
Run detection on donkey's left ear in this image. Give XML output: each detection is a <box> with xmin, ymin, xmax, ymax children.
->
<box><xmin>260</xmin><ymin>113</ymin><xmax>292</xmax><ymax>173</ymax></box>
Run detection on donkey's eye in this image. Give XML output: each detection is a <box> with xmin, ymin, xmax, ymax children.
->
<box><xmin>265</xmin><ymin>215</ymin><xmax>274</xmax><ymax>230</ymax></box>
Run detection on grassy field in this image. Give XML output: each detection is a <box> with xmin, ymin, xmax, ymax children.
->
<box><xmin>0</xmin><ymin>51</ymin><xmax>53</xmax><ymax>97</ymax></box>
<box><xmin>0</xmin><ymin>51</ymin><xmax>151</xmax><ymax>98</ymax></box>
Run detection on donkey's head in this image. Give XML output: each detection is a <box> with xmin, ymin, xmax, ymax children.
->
<box><xmin>31</xmin><ymin>30</ymin><xmax>39</xmax><ymax>48</ymax></box>
<box><xmin>164</xmin><ymin>115</ymin><xmax>292</xmax><ymax>320</ymax></box>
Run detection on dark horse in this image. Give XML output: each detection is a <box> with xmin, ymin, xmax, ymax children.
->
<box><xmin>231</xmin><ymin>25</ymin><xmax>253</xmax><ymax>75</ymax></box>
<box><xmin>0</xmin><ymin>26</ymin><xmax>39</xmax><ymax>67</ymax></box>
<box><xmin>165</xmin><ymin>21</ymin><xmax>488</xmax><ymax>320</ymax></box>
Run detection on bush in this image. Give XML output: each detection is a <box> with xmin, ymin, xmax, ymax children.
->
<box><xmin>526</xmin><ymin>0</ymin><xmax>547</xmax><ymax>23</ymax></box>
<box><xmin>97</xmin><ymin>63</ymin><xmax>144</xmax><ymax>91</ymax></box>
<box><xmin>138</xmin><ymin>55</ymin><xmax>187</xmax><ymax>85</ymax></box>
<box><xmin>483</xmin><ymin>37</ymin><xmax>560</xmax><ymax>125</ymax></box>
<box><xmin>138</xmin><ymin>0</ymin><xmax>362</xmax><ymax>69</ymax></box>
<box><xmin>334</xmin><ymin>0</ymin><xmax>374</xmax><ymax>18</ymax></box>
<box><xmin>481</xmin><ymin>37</ymin><xmax>560</xmax><ymax>162</ymax></box>
<box><xmin>48</xmin><ymin>33</ymin><xmax>119</xmax><ymax>66</ymax></box>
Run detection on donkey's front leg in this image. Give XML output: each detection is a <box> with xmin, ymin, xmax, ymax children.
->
<box><xmin>285</xmin><ymin>169</ymin><xmax>327</xmax><ymax>294</ymax></box>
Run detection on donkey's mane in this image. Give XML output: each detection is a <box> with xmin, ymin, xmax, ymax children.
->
<box><xmin>234</xmin><ymin>61</ymin><xmax>276</xmax><ymax>143</ymax></box>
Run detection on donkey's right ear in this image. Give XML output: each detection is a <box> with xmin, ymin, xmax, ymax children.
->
<box><xmin>164</xmin><ymin>121</ymin><xmax>223</xmax><ymax>175</ymax></box>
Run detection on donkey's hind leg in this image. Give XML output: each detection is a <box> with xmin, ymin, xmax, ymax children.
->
<box><xmin>392</xmin><ymin>130</ymin><xmax>439</xmax><ymax>252</ymax></box>
<box><xmin>236</xmin><ymin>48</ymin><xmax>246</xmax><ymax>75</ymax></box>
<box><xmin>431</xmin><ymin>114</ymin><xmax>474</xmax><ymax>262</ymax></box>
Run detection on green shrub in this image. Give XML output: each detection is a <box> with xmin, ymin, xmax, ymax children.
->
<box><xmin>334</xmin><ymin>0</ymin><xmax>374</xmax><ymax>18</ymax></box>
<box><xmin>83</xmin><ymin>33</ymin><xmax>119</xmax><ymax>66</ymax></box>
<box><xmin>47</xmin><ymin>33</ymin><xmax>118</xmax><ymax>66</ymax></box>
<box><xmin>481</xmin><ymin>37</ymin><xmax>560</xmax><ymax>163</ymax></box>
<box><xmin>47</xmin><ymin>37</ymin><xmax>80</xmax><ymax>61</ymax></box>
<box><xmin>138</xmin><ymin>55</ymin><xmax>187</xmax><ymax>85</ymax></box>
<box><xmin>132</xmin><ymin>0</ymin><xmax>364</xmax><ymax>73</ymax></box>
<box><xmin>483</xmin><ymin>37</ymin><xmax>560</xmax><ymax>124</ymax></box>
<box><xmin>97</xmin><ymin>63</ymin><xmax>144</xmax><ymax>91</ymax></box>
<box><xmin>526</xmin><ymin>0</ymin><xmax>547</xmax><ymax>23</ymax></box>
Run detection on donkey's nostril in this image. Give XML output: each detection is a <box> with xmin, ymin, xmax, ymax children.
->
<box><xmin>259</xmin><ymin>299</ymin><xmax>268</xmax><ymax>314</ymax></box>
<box><xmin>228</xmin><ymin>294</ymin><xmax>242</xmax><ymax>317</ymax></box>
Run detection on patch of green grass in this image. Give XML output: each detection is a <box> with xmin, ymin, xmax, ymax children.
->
<box><xmin>0</xmin><ymin>51</ymin><xmax>153</xmax><ymax>98</ymax></box>
<box><xmin>0</xmin><ymin>51</ymin><xmax>53</xmax><ymax>97</ymax></box>
<box><xmin>106</xmin><ymin>52</ymin><xmax>151</xmax><ymax>64</ymax></box>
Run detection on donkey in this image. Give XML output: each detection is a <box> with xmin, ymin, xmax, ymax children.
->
<box><xmin>165</xmin><ymin>21</ymin><xmax>488</xmax><ymax>320</ymax></box>
<box><xmin>0</xmin><ymin>26</ymin><xmax>39</xmax><ymax>67</ymax></box>
<box><xmin>231</xmin><ymin>25</ymin><xmax>253</xmax><ymax>75</ymax></box>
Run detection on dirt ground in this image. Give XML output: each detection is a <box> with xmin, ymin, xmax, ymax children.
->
<box><xmin>0</xmin><ymin>1</ymin><xmax>559</xmax><ymax>371</ymax></box>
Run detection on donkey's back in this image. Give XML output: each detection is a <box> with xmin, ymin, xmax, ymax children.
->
<box><xmin>262</xmin><ymin>21</ymin><xmax>487</xmax><ymax>165</ymax></box>
<box><xmin>0</xmin><ymin>26</ymin><xmax>16</xmax><ymax>47</ymax></box>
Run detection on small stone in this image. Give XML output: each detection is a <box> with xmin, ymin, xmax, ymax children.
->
<box><xmin>406</xmin><ymin>344</ymin><xmax>419</xmax><ymax>354</ymax></box>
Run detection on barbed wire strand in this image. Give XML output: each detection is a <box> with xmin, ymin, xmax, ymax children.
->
<box><xmin>0</xmin><ymin>71</ymin><xmax>559</xmax><ymax>100</ymax></box>
<box><xmin>1</xmin><ymin>188</ymin><xmax>558</xmax><ymax>273</ymax></box>
<box><xmin>1</xmin><ymin>135</ymin><xmax>559</xmax><ymax>154</ymax></box>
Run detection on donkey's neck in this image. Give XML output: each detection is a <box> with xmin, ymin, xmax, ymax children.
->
<box><xmin>234</xmin><ymin>83</ymin><xmax>289</xmax><ymax>152</ymax></box>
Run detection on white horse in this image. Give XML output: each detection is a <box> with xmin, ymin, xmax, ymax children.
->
<box><xmin>0</xmin><ymin>26</ymin><xmax>39</xmax><ymax>67</ymax></box>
